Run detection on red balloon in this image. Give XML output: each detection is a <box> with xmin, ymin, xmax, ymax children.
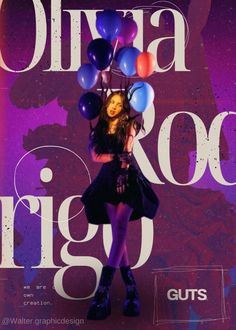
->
<box><xmin>136</xmin><ymin>51</ymin><xmax>156</xmax><ymax>78</ymax></box>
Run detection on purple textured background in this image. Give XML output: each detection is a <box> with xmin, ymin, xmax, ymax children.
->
<box><xmin>0</xmin><ymin>1</ymin><xmax>236</xmax><ymax>329</ymax></box>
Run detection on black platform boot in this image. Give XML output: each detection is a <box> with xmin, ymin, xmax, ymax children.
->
<box><xmin>120</xmin><ymin>265</ymin><xmax>140</xmax><ymax>316</ymax></box>
<box><xmin>87</xmin><ymin>265</ymin><xmax>116</xmax><ymax>320</ymax></box>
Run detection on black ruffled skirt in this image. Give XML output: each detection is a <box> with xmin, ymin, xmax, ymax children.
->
<box><xmin>81</xmin><ymin>159</ymin><xmax>159</xmax><ymax>224</ymax></box>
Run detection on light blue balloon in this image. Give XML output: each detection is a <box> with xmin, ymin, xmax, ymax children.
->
<box><xmin>118</xmin><ymin>47</ymin><xmax>140</xmax><ymax>76</ymax></box>
<box><xmin>129</xmin><ymin>82</ymin><xmax>154</xmax><ymax>112</ymax></box>
<box><xmin>77</xmin><ymin>63</ymin><xmax>99</xmax><ymax>90</ymax></box>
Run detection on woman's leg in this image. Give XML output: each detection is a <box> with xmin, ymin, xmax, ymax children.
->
<box><xmin>105</xmin><ymin>203</ymin><xmax>140</xmax><ymax>316</ymax></box>
<box><xmin>105</xmin><ymin>202</ymin><xmax>133</xmax><ymax>269</ymax></box>
<box><xmin>106</xmin><ymin>203</ymin><xmax>130</xmax><ymax>267</ymax></box>
<box><xmin>119</xmin><ymin>244</ymin><xmax>129</xmax><ymax>267</ymax></box>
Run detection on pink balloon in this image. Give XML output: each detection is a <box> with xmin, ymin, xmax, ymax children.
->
<box><xmin>117</xmin><ymin>17</ymin><xmax>138</xmax><ymax>45</ymax></box>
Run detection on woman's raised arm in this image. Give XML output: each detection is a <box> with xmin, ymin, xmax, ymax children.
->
<box><xmin>123</xmin><ymin>121</ymin><xmax>137</xmax><ymax>153</ymax></box>
<box><xmin>119</xmin><ymin>121</ymin><xmax>137</xmax><ymax>169</ymax></box>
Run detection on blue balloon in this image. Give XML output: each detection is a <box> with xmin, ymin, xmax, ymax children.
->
<box><xmin>77</xmin><ymin>63</ymin><xmax>99</xmax><ymax>90</ymax></box>
<box><xmin>96</xmin><ymin>10</ymin><xmax>121</xmax><ymax>41</ymax></box>
<box><xmin>115</xmin><ymin>47</ymin><xmax>126</xmax><ymax>63</ymax></box>
<box><xmin>117</xmin><ymin>47</ymin><xmax>140</xmax><ymax>76</ymax></box>
<box><xmin>78</xmin><ymin>92</ymin><xmax>103</xmax><ymax>120</ymax></box>
<box><xmin>129</xmin><ymin>82</ymin><xmax>154</xmax><ymax>113</ymax></box>
<box><xmin>87</xmin><ymin>38</ymin><xmax>113</xmax><ymax>71</ymax></box>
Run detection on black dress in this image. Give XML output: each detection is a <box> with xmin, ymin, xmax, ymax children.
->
<box><xmin>81</xmin><ymin>132</ymin><xmax>159</xmax><ymax>225</ymax></box>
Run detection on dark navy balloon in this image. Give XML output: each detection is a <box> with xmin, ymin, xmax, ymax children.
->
<box><xmin>96</xmin><ymin>9</ymin><xmax>121</xmax><ymax>41</ymax></box>
<box><xmin>77</xmin><ymin>63</ymin><xmax>99</xmax><ymax>89</ymax></box>
<box><xmin>78</xmin><ymin>92</ymin><xmax>103</xmax><ymax>120</ymax></box>
<box><xmin>87</xmin><ymin>38</ymin><xmax>113</xmax><ymax>71</ymax></box>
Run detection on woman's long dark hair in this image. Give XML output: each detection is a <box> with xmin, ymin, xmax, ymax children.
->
<box><xmin>89</xmin><ymin>91</ymin><xmax>142</xmax><ymax>154</ymax></box>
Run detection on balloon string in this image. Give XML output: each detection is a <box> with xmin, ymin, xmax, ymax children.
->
<box><xmin>109</xmin><ymin>67</ymin><xmax>113</xmax><ymax>93</ymax></box>
<box><xmin>101</xmin><ymin>39</ymin><xmax>119</xmax><ymax>94</ymax></box>
<box><xmin>108</xmin><ymin>39</ymin><xmax>119</xmax><ymax>93</ymax></box>
<box><xmin>113</xmin><ymin>39</ymin><xmax>119</xmax><ymax>57</ymax></box>
<box><xmin>120</xmin><ymin>76</ymin><xmax>123</xmax><ymax>91</ymax></box>
<box><xmin>89</xmin><ymin>120</ymin><xmax>93</xmax><ymax>132</ymax></box>
<box><xmin>104</xmin><ymin>39</ymin><xmax>119</xmax><ymax>74</ymax></box>
<box><xmin>100</xmin><ymin>74</ymin><xmax>105</xmax><ymax>101</ymax></box>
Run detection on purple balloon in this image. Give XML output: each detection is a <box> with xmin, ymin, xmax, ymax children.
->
<box><xmin>117</xmin><ymin>17</ymin><xmax>138</xmax><ymax>45</ymax></box>
<box><xmin>78</xmin><ymin>92</ymin><xmax>103</xmax><ymax>120</ymax></box>
<box><xmin>87</xmin><ymin>38</ymin><xmax>113</xmax><ymax>71</ymax></box>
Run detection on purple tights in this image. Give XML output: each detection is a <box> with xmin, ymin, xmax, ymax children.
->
<box><xmin>105</xmin><ymin>202</ymin><xmax>133</xmax><ymax>268</ymax></box>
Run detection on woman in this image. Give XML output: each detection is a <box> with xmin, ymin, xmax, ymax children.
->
<box><xmin>81</xmin><ymin>90</ymin><xmax>159</xmax><ymax>320</ymax></box>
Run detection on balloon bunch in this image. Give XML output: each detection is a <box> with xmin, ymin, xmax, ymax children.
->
<box><xmin>78</xmin><ymin>9</ymin><xmax>155</xmax><ymax>120</ymax></box>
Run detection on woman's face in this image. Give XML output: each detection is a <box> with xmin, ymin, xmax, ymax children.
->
<box><xmin>106</xmin><ymin>94</ymin><xmax>123</xmax><ymax>118</ymax></box>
